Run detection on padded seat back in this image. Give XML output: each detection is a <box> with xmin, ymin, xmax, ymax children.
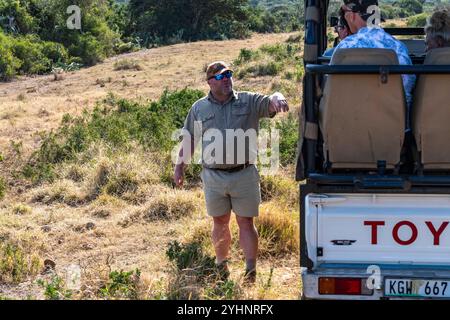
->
<box><xmin>320</xmin><ymin>48</ymin><xmax>406</xmax><ymax>169</ymax></box>
<box><xmin>412</xmin><ymin>47</ymin><xmax>450</xmax><ymax>170</ymax></box>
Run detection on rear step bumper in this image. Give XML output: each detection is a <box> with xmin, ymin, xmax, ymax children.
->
<box><xmin>301</xmin><ymin>265</ymin><xmax>450</xmax><ymax>300</ymax></box>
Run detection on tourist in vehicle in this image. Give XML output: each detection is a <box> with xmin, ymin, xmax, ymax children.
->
<box><xmin>425</xmin><ymin>7</ymin><xmax>450</xmax><ymax>51</ymax></box>
<box><xmin>324</xmin><ymin>11</ymin><xmax>353</xmax><ymax>56</ymax></box>
<box><xmin>332</xmin><ymin>0</ymin><xmax>416</xmax><ymax>113</ymax></box>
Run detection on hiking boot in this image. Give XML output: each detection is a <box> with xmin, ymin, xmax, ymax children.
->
<box><xmin>215</xmin><ymin>260</ymin><xmax>230</xmax><ymax>281</ymax></box>
<box><xmin>243</xmin><ymin>268</ymin><xmax>257</xmax><ymax>285</ymax></box>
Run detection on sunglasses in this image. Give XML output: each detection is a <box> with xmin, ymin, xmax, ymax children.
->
<box><xmin>210</xmin><ymin>70</ymin><xmax>233</xmax><ymax>81</ymax></box>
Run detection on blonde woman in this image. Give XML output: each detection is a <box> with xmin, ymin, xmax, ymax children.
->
<box><xmin>425</xmin><ymin>8</ymin><xmax>450</xmax><ymax>51</ymax></box>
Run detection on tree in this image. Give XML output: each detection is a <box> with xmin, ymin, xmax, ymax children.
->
<box><xmin>395</xmin><ymin>0</ymin><xmax>423</xmax><ymax>15</ymax></box>
<box><xmin>129</xmin><ymin>0</ymin><xmax>250</xmax><ymax>43</ymax></box>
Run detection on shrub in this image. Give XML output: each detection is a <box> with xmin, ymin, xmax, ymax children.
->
<box><xmin>254</xmin><ymin>61</ymin><xmax>282</xmax><ymax>76</ymax></box>
<box><xmin>0</xmin><ymin>242</ymin><xmax>42</xmax><ymax>284</ymax></box>
<box><xmin>407</xmin><ymin>13</ymin><xmax>428</xmax><ymax>27</ymax></box>
<box><xmin>84</xmin><ymin>150</ymin><xmax>159</xmax><ymax>202</ymax></box>
<box><xmin>24</xmin><ymin>89</ymin><xmax>204</xmax><ymax>183</ymax></box>
<box><xmin>0</xmin><ymin>177</ymin><xmax>6</xmax><ymax>199</ymax></box>
<box><xmin>256</xmin><ymin>203</ymin><xmax>300</xmax><ymax>257</ymax></box>
<box><xmin>100</xmin><ymin>269</ymin><xmax>141</xmax><ymax>299</ymax></box>
<box><xmin>260</xmin><ymin>174</ymin><xmax>298</xmax><ymax>205</ymax></box>
<box><xmin>234</xmin><ymin>48</ymin><xmax>257</xmax><ymax>65</ymax></box>
<box><xmin>12</xmin><ymin>203</ymin><xmax>32</xmax><ymax>215</ymax></box>
<box><xmin>37</xmin><ymin>275</ymin><xmax>72</xmax><ymax>300</ymax></box>
<box><xmin>68</xmin><ymin>34</ymin><xmax>106</xmax><ymax>66</ymax></box>
<box><xmin>0</xmin><ymin>33</ymin><xmax>21</xmax><ymax>80</ymax></box>
<box><xmin>233</xmin><ymin>42</ymin><xmax>301</xmax><ymax>82</ymax></box>
<box><xmin>276</xmin><ymin>113</ymin><xmax>299</xmax><ymax>166</ymax></box>
<box><xmin>41</xmin><ymin>41</ymin><xmax>69</xmax><ymax>64</ymax></box>
<box><xmin>31</xmin><ymin>179</ymin><xmax>85</xmax><ymax>206</ymax></box>
<box><xmin>142</xmin><ymin>191</ymin><xmax>200</xmax><ymax>221</ymax></box>
<box><xmin>166</xmin><ymin>240</ymin><xmax>222</xmax><ymax>300</ymax></box>
<box><xmin>12</xmin><ymin>35</ymin><xmax>51</xmax><ymax>74</ymax></box>
<box><xmin>113</xmin><ymin>59</ymin><xmax>142</xmax><ymax>71</ymax></box>
<box><xmin>166</xmin><ymin>241</ymin><xmax>216</xmax><ymax>274</ymax></box>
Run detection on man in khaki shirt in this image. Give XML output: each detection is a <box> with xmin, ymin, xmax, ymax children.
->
<box><xmin>173</xmin><ymin>61</ymin><xmax>289</xmax><ymax>283</ymax></box>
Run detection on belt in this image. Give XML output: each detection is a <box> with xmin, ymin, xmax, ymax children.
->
<box><xmin>210</xmin><ymin>163</ymin><xmax>251</xmax><ymax>173</ymax></box>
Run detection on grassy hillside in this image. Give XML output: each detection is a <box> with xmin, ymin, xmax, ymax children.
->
<box><xmin>0</xmin><ymin>32</ymin><xmax>302</xmax><ymax>300</ymax></box>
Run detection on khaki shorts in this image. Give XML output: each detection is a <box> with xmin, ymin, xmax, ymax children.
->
<box><xmin>200</xmin><ymin>165</ymin><xmax>261</xmax><ymax>218</ymax></box>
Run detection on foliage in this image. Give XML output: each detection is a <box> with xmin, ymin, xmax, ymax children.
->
<box><xmin>0</xmin><ymin>0</ymin><xmax>122</xmax><ymax>78</ymax></box>
<box><xmin>0</xmin><ymin>242</ymin><xmax>41</xmax><ymax>284</ymax></box>
<box><xmin>396</xmin><ymin>0</ymin><xmax>424</xmax><ymax>15</ymax></box>
<box><xmin>276</xmin><ymin>112</ymin><xmax>298</xmax><ymax>167</ymax></box>
<box><xmin>166</xmin><ymin>240</ymin><xmax>215</xmax><ymax>274</ymax></box>
<box><xmin>247</xmin><ymin>1</ymin><xmax>304</xmax><ymax>33</ymax></box>
<box><xmin>234</xmin><ymin>42</ymin><xmax>301</xmax><ymax>80</ymax></box>
<box><xmin>407</xmin><ymin>12</ymin><xmax>428</xmax><ymax>27</ymax></box>
<box><xmin>23</xmin><ymin>89</ymin><xmax>204</xmax><ymax>183</ymax></box>
<box><xmin>37</xmin><ymin>275</ymin><xmax>72</xmax><ymax>300</ymax></box>
<box><xmin>0</xmin><ymin>0</ymin><xmax>304</xmax><ymax>78</ymax></box>
<box><xmin>0</xmin><ymin>176</ymin><xmax>6</xmax><ymax>199</ymax></box>
<box><xmin>113</xmin><ymin>59</ymin><xmax>142</xmax><ymax>71</ymax></box>
<box><xmin>128</xmin><ymin>0</ymin><xmax>250</xmax><ymax>44</ymax></box>
<box><xmin>100</xmin><ymin>269</ymin><xmax>141</xmax><ymax>299</ymax></box>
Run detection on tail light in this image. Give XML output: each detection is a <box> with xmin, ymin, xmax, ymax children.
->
<box><xmin>319</xmin><ymin>277</ymin><xmax>373</xmax><ymax>296</ymax></box>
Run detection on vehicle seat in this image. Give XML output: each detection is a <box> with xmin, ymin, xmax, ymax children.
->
<box><xmin>412</xmin><ymin>47</ymin><xmax>450</xmax><ymax>170</ymax></box>
<box><xmin>319</xmin><ymin>48</ymin><xmax>406</xmax><ymax>171</ymax></box>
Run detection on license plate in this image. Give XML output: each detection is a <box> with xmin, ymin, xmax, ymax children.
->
<box><xmin>385</xmin><ymin>278</ymin><xmax>450</xmax><ymax>298</ymax></box>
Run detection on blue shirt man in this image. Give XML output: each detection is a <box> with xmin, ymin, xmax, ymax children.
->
<box><xmin>331</xmin><ymin>0</ymin><xmax>416</xmax><ymax>130</ymax></box>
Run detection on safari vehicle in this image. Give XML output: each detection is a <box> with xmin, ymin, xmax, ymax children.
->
<box><xmin>296</xmin><ymin>0</ymin><xmax>450</xmax><ymax>299</ymax></box>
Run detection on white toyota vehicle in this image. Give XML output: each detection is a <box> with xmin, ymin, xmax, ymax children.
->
<box><xmin>297</xmin><ymin>0</ymin><xmax>450</xmax><ymax>299</ymax></box>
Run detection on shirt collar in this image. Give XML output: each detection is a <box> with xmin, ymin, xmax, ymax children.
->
<box><xmin>208</xmin><ymin>90</ymin><xmax>238</xmax><ymax>105</ymax></box>
<box><xmin>358</xmin><ymin>25</ymin><xmax>382</xmax><ymax>34</ymax></box>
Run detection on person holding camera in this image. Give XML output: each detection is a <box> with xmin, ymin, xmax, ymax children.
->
<box><xmin>331</xmin><ymin>0</ymin><xmax>415</xmax><ymax>120</ymax></box>
<box><xmin>324</xmin><ymin>11</ymin><xmax>353</xmax><ymax>56</ymax></box>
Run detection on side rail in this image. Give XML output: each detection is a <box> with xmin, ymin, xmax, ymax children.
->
<box><xmin>305</xmin><ymin>64</ymin><xmax>450</xmax><ymax>75</ymax></box>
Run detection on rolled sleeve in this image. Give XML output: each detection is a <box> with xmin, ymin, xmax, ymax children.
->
<box><xmin>247</xmin><ymin>92</ymin><xmax>272</xmax><ymax>119</ymax></box>
<box><xmin>183</xmin><ymin>107</ymin><xmax>196</xmax><ymax>137</ymax></box>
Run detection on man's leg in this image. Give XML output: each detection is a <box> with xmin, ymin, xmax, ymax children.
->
<box><xmin>235</xmin><ymin>216</ymin><xmax>258</xmax><ymax>274</ymax></box>
<box><xmin>212</xmin><ymin>212</ymin><xmax>232</xmax><ymax>264</ymax></box>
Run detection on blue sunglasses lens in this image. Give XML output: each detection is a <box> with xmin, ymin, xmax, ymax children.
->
<box><xmin>214</xmin><ymin>71</ymin><xmax>232</xmax><ymax>80</ymax></box>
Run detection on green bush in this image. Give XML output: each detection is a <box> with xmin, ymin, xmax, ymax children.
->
<box><xmin>113</xmin><ymin>59</ymin><xmax>142</xmax><ymax>71</ymax></box>
<box><xmin>68</xmin><ymin>34</ymin><xmax>106</xmax><ymax>66</ymax></box>
<box><xmin>276</xmin><ymin>113</ymin><xmax>299</xmax><ymax>166</ymax></box>
<box><xmin>0</xmin><ymin>33</ymin><xmax>21</xmax><ymax>80</ymax></box>
<box><xmin>234</xmin><ymin>42</ymin><xmax>301</xmax><ymax>81</ymax></box>
<box><xmin>0</xmin><ymin>31</ymin><xmax>70</xmax><ymax>79</ymax></box>
<box><xmin>0</xmin><ymin>242</ymin><xmax>41</xmax><ymax>284</ymax></box>
<box><xmin>37</xmin><ymin>275</ymin><xmax>72</xmax><ymax>300</ymax></box>
<box><xmin>100</xmin><ymin>269</ymin><xmax>141</xmax><ymax>299</ymax></box>
<box><xmin>0</xmin><ymin>177</ymin><xmax>6</xmax><ymax>199</ymax></box>
<box><xmin>41</xmin><ymin>41</ymin><xmax>69</xmax><ymax>64</ymax></box>
<box><xmin>24</xmin><ymin>89</ymin><xmax>204</xmax><ymax>183</ymax></box>
<box><xmin>12</xmin><ymin>35</ymin><xmax>51</xmax><ymax>74</ymax></box>
<box><xmin>234</xmin><ymin>48</ymin><xmax>257</xmax><ymax>65</ymax></box>
<box><xmin>407</xmin><ymin>13</ymin><xmax>428</xmax><ymax>27</ymax></box>
<box><xmin>260</xmin><ymin>112</ymin><xmax>299</xmax><ymax>167</ymax></box>
<box><xmin>166</xmin><ymin>240</ymin><xmax>215</xmax><ymax>277</ymax></box>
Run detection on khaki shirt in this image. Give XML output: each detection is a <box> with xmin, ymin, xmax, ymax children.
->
<box><xmin>183</xmin><ymin>90</ymin><xmax>273</xmax><ymax>169</ymax></box>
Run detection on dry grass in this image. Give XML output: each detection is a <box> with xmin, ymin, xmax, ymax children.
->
<box><xmin>0</xmin><ymin>32</ymin><xmax>301</xmax><ymax>300</ymax></box>
<box><xmin>0</xmin><ymin>32</ymin><xmax>295</xmax><ymax>159</ymax></box>
<box><xmin>113</xmin><ymin>59</ymin><xmax>143</xmax><ymax>71</ymax></box>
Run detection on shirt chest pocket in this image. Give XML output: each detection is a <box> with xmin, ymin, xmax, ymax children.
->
<box><xmin>198</xmin><ymin>112</ymin><xmax>215</xmax><ymax>133</ymax></box>
<box><xmin>231</xmin><ymin>104</ymin><xmax>251</xmax><ymax>128</ymax></box>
